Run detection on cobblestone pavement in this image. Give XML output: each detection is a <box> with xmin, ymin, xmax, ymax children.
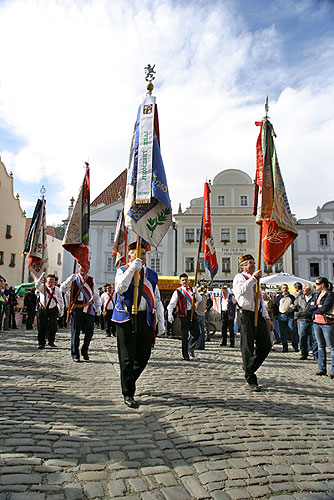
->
<box><xmin>1</xmin><ymin>326</ymin><xmax>334</xmax><ymax>500</ymax></box>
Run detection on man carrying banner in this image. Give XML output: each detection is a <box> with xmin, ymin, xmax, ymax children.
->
<box><xmin>61</xmin><ymin>265</ymin><xmax>101</xmax><ymax>362</ymax></box>
<box><xmin>35</xmin><ymin>273</ymin><xmax>64</xmax><ymax>349</ymax></box>
<box><xmin>112</xmin><ymin>241</ymin><xmax>164</xmax><ymax>408</ymax></box>
<box><xmin>101</xmin><ymin>284</ymin><xmax>116</xmax><ymax>337</ymax></box>
<box><xmin>233</xmin><ymin>254</ymin><xmax>273</xmax><ymax>391</ymax></box>
<box><xmin>167</xmin><ymin>273</ymin><xmax>202</xmax><ymax>360</ymax></box>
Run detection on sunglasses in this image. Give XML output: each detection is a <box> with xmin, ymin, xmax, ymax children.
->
<box><xmin>315</xmin><ymin>282</ymin><xmax>321</xmax><ymax>285</ymax></box>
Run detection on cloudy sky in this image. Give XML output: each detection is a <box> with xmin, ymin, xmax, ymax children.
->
<box><xmin>0</xmin><ymin>0</ymin><xmax>333</xmax><ymax>225</ymax></box>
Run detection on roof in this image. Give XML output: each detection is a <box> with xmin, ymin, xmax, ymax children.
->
<box><xmin>24</xmin><ymin>218</ymin><xmax>62</xmax><ymax>240</ymax></box>
<box><xmin>91</xmin><ymin>169</ymin><xmax>127</xmax><ymax>207</ymax></box>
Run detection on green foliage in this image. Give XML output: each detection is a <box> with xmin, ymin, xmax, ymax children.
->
<box><xmin>146</xmin><ymin>207</ymin><xmax>171</xmax><ymax>235</ymax></box>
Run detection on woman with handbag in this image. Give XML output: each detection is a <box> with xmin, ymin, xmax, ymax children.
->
<box><xmin>309</xmin><ymin>277</ymin><xmax>334</xmax><ymax>378</ymax></box>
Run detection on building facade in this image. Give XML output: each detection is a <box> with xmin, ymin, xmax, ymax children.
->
<box><xmin>174</xmin><ymin>169</ymin><xmax>292</xmax><ymax>281</ymax></box>
<box><xmin>0</xmin><ymin>158</ymin><xmax>26</xmax><ymax>285</ymax></box>
<box><xmin>293</xmin><ymin>201</ymin><xmax>334</xmax><ymax>282</ymax></box>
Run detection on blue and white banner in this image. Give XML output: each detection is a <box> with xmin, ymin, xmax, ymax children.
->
<box><xmin>124</xmin><ymin>97</ymin><xmax>172</xmax><ymax>248</ymax></box>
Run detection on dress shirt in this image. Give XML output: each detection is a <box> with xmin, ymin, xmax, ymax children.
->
<box><xmin>115</xmin><ymin>265</ymin><xmax>165</xmax><ymax>333</ymax></box>
<box><xmin>101</xmin><ymin>291</ymin><xmax>115</xmax><ymax>311</ymax></box>
<box><xmin>60</xmin><ymin>274</ymin><xmax>101</xmax><ymax>315</ymax></box>
<box><xmin>167</xmin><ymin>286</ymin><xmax>202</xmax><ymax>320</ymax></box>
<box><xmin>232</xmin><ymin>272</ymin><xmax>269</xmax><ymax>320</ymax></box>
<box><xmin>35</xmin><ymin>277</ymin><xmax>64</xmax><ymax>316</ymax></box>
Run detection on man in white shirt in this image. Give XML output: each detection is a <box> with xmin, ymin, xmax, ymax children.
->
<box><xmin>233</xmin><ymin>254</ymin><xmax>273</xmax><ymax>391</ymax></box>
<box><xmin>61</xmin><ymin>265</ymin><xmax>101</xmax><ymax>362</ymax></box>
<box><xmin>167</xmin><ymin>273</ymin><xmax>202</xmax><ymax>360</ymax></box>
<box><xmin>35</xmin><ymin>273</ymin><xmax>64</xmax><ymax>349</ymax></box>
<box><xmin>112</xmin><ymin>242</ymin><xmax>165</xmax><ymax>409</ymax></box>
<box><xmin>101</xmin><ymin>284</ymin><xmax>116</xmax><ymax>337</ymax></box>
<box><xmin>220</xmin><ymin>286</ymin><xmax>236</xmax><ymax>347</ymax></box>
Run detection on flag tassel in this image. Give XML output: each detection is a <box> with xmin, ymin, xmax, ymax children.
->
<box><xmin>254</xmin><ymin>220</ymin><xmax>263</xmax><ymax>327</ymax></box>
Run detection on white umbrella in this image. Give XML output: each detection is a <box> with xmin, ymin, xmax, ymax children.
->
<box><xmin>260</xmin><ymin>272</ymin><xmax>314</xmax><ymax>286</ymax></box>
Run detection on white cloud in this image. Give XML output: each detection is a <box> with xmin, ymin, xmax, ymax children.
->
<box><xmin>0</xmin><ymin>0</ymin><xmax>333</xmax><ymax>223</ymax></box>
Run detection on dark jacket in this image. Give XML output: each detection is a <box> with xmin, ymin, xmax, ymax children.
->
<box><xmin>308</xmin><ymin>290</ymin><xmax>334</xmax><ymax>321</ymax></box>
<box><xmin>294</xmin><ymin>293</ymin><xmax>313</xmax><ymax>321</ymax></box>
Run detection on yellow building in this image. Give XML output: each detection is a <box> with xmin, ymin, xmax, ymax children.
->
<box><xmin>0</xmin><ymin>158</ymin><xmax>26</xmax><ymax>285</ymax></box>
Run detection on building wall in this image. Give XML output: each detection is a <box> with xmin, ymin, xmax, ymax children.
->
<box><xmin>0</xmin><ymin>159</ymin><xmax>26</xmax><ymax>285</ymax></box>
<box><xmin>293</xmin><ymin>201</ymin><xmax>334</xmax><ymax>282</ymax></box>
<box><xmin>175</xmin><ymin>169</ymin><xmax>292</xmax><ymax>280</ymax></box>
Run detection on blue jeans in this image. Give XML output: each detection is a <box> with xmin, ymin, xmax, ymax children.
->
<box><xmin>297</xmin><ymin>320</ymin><xmax>313</xmax><ymax>357</ymax></box>
<box><xmin>277</xmin><ymin>312</ymin><xmax>298</xmax><ymax>351</ymax></box>
<box><xmin>311</xmin><ymin>325</ymin><xmax>318</xmax><ymax>358</ymax></box>
<box><xmin>313</xmin><ymin>322</ymin><xmax>334</xmax><ymax>375</ymax></box>
<box><xmin>197</xmin><ymin>315</ymin><xmax>205</xmax><ymax>349</ymax></box>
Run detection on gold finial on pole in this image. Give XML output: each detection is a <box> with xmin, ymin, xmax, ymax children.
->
<box><xmin>40</xmin><ymin>185</ymin><xmax>46</xmax><ymax>200</ymax></box>
<box><xmin>144</xmin><ymin>64</ymin><xmax>156</xmax><ymax>95</ymax></box>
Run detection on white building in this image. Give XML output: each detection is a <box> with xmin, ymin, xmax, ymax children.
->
<box><xmin>174</xmin><ymin>169</ymin><xmax>293</xmax><ymax>281</ymax></box>
<box><xmin>293</xmin><ymin>201</ymin><xmax>334</xmax><ymax>282</ymax></box>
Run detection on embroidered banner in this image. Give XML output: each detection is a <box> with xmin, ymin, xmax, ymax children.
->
<box><xmin>135</xmin><ymin>95</ymin><xmax>155</xmax><ymax>204</ymax></box>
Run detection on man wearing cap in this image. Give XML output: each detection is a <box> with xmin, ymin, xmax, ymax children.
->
<box><xmin>112</xmin><ymin>242</ymin><xmax>165</xmax><ymax>409</ymax></box>
<box><xmin>233</xmin><ymin>254</ymin><xmax>273</xmax><ymax>391</ymax></box>
<box><xmin>61</xmin><ymin>265</ymin><xmax>101</xmax><ymax>362</ymax></box>
<box><xmin>167</xmin><ymin>273</ymin><xmax>202</xmax><ymax>360</ymax></box>
<box><xmin>101</xmin><ymin>284</ymin><xmax>116</xmax><ymax>337</ymax></box>
<box><xmin>35</xmin><ymin>273</ymin><xmax>64</xmax><ymax>349</ymax></box>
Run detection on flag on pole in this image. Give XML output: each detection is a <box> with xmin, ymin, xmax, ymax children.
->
<box><xmin>62</xmin><ymin>163</ymin><xmax>90</xmax><ymax>272</ymax></box>
<box><xmin>124</xmin><ymin>95</ymin><xmax>172</xmax><ymax>247</ymax></box>
<box><xmin>27</xmin><ymin>198</ymin><xmax>49</xmax><ymax>278</ymax></box>
<box><xmin>112</xmin><ymin>210</ymin><xmax>128</xmax><ymax>267</ymax></box>
<box><xmin>254</xmin><ymin>119</ymin><xmax>297</xmax><ymax>265</ymax></box>
<box><xmin>202</xmin><ymin>182</ymin><xmax>218</xmax><ymax>278</ymax></box>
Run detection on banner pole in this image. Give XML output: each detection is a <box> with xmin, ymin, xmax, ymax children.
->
<box><xmin>131</xmin><ymin>238</ymin><xmax>141</xmax><ymax>334</ymax></box>
<box><xmin>67</xmin><ymin>259</ymin><xmax>77</xmax><ymax>323</ymax></box>
<box><xmin>254</xmin><ymin>221</ymin><xmax>263</xmax><ymax>327</ymax></box>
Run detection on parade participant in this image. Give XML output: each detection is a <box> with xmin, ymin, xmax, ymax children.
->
<box><xmin>112</xmin><ymin>241</ymin><xmax>164</xmax><ymax>409</ymax></box>
<box><xmin>61</xmin><ymin>265</ymin><xmax>101</xmax><ymax>362</ymax></box>
<box><xmin>233</xmin><ymin>254</ymin><xmax>273</xmax><ymax>391</ymax></box>
<box><xmin>220</xmin><ymin>286</ymin><xmax>236</xmax><ymax>347</ymax></box>
<box><xmin>294</xmin><ymin>284</ymin><xmax>315</xmax><ymax>360</ymax></box>
<box><xmin>196</xmin><ymin>285</ymin><xmax>208</xmax><ymax>350</ymax></box>
<box><xmin>274</xmin><ymin>283</ymin><xmax>298</xmax><ymax>352</ymax></box>
<box><xmin>24</xmin><ymin>287</ymin><xmax>38</xmax><ymax>330</ymax></box>
<box><xmin>167</xmin><ymin>273</ymin><xmax>202</xmax><ymax>360</ymax></box>
<box><xmin>101</xmin><ymin>284</ymin><xmax>116</xmax><ymax>337</ymax></box>
<box><xmin>35</xmin><ymin>273</ymin><xmax>64</xmax><ymax>349</ymax></box>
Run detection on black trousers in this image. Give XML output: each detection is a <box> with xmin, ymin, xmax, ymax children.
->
<box><xmin>105</xmin><ymin>310</ymin><xmax>116</xmax><ymax>335</ymax></box>
<box><xmin>37</xmin><ymin>307</ymin><xmax>58</xmax><ymax>346</ymax></box>
<box><xmin>239</xmin><ymin>309</ymin><xmax>271</xmax><ymax>385</ymax></box>
<box><xmin>180</xmin><ymin>312</ymin><xmax>200</xmax><ymax>360</ymax></box>
<box><xmin>70</xmin><ymin>308</ymin><xmax>95</xmax><ymax>359</ymax></box>
<box><xmin>221</xmin><ymin>311</ymin><xmax>235</xmax><ymax>346</ymax></box>
<box><xmin>26</xmin><ymin>307</ymin><xmax>36</xmax><ymax>330</ymax></box>
<box><xmin>116</xmin><ymin>312</ymin><xmax>154</xmax><ymax>397</ymax></box>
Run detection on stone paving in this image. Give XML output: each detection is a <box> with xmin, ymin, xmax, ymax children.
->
<box><xmin>0</xmin><ymin>325</ymin><xmax>334</xmax><ymax>500</ymax></box>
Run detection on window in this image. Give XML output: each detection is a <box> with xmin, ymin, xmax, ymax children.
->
<box><xmin>218</xmin><ymin>196</ymin><xmax>225</xmax><ymax>206</ymax></box>
<box><xmin>151</xmin><ymin>257</ymin><xmax>161</xmax><ymax>273</ymax></box>
<box><xmin>221</xmin><ymin>257</ymin><xmax>231</xmax><ymax>273</ymax></box>
<box><xmin>0</xmin><ymin>251</ymin><xmax>3</xmax><ymax>265</ymax></box>
<box><xmin>310</xmin><ymin>262</ymin><xmax>319</xmax><ymax>278</ymax></box>
<box><xmin>240</xmin><ymin>196</ymin><xmax>248</xmax><ymax>206</ymax></box>
<box><xmin>264</xmin><ymin>262</ymin><xmax>273</xmax><ymax>273</ymax></box>
<box><xmin>196</xmin><ymin>229</ymin><xmax>201</xmax><ymax>242</ymax></box>
<box><xmin>5</xmin><ymin>225</ymin><xmax>12</xmax><ymax>239</ymax></box>
<box><xmin>57</xmin><ymin>253</ymin><xmax>62</xmax><ymax>265</ymax></box>
<box><xmin>275</xmin><ymin>259</ymin><xmax>284</xmax><ymax>273</ymax></box>
<box><xmin>185</xmin><ymin>229</ymin><xmax>195</xmax><ymax>242</ymax></box>
<box><xmin>9</xmin><ymin>253</ymin><xmax>15</xmax><ymax>267</ymax></box>
<box><xmin>198</xmin><ymin>257</ymin><xmax>205</xmax><ymax>272</ymax></box>
<box><xmin>185</xmin><ymin>257</ymin><xmax>194</xmax><ymax>272</ymax></box>
<box><xmin>107</xmin><ymin>257</ymin><xmax>114</xmax><ymax>272</ymax></box>
<box><xmin>110</xmin><ymin>231</ymin><xmax>115</xmax><ymax>246</ymax></box>
<box><xmin>319</xmin><ymin>233</ymin><xmax>328</xmax><ymax>246</ymax></box>
<box><xmin>237</xmin><ymin>228</ymin><xmax>246</xmax><ymax>243</ymax></box>
<box><xmin>221</xmin><ymin>228</ymin><xmax>230</xmax><ymax>242</ymax></box>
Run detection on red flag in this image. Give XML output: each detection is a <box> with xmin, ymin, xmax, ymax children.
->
<box><xmin>254</xmin><ymin>120</ymin><xmax>297</xmax><ymax>265</ymax></box>
<box><xmin>62</xmin><ymin>164</ymin><xmax>90</xmax><ymax>272</ymax></box>
<box><xmin>28</xmin><ymin>199</ymin><xmax>49</xmax><ymax>278</ymax></box>
<box><xmin>202</xmin><ymin>182</ymin><xmax>218</xmax><ymax>278</ymax></box>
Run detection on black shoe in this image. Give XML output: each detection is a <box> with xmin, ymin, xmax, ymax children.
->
<box><xmin>72</xmin><ymin>357</ymin><xmax>80</xmax><ymax>362</ymax></box>
<box><xmin>38</xmin><ymin>345</ymin><xmax>45</xmax><ymax>349</ymax></box>
<box><xmin>49</xmin><ymin>343</ymin><xmax>56</xmax><ymax>348</ymax></box>
<box><xmin>124</xmin><ymin>396</ymin><xmax>139</xmax><ymax>408</ymax></box>
<box><xmin>105</xmin><ymin>334</ymin><xmax>111</xmax><ymax>337</ymax></box>
<box><xmin>183</xmin><ymin>357</ymin><xmax>190</xmax><ymax>361</ymax></box>
<box><xmin>81</xmin><ymin>351</ymin><xmax>89</xmax><ymax>361</ymax></box>
<box><xmin>248</xmin><ymin>383</ymin><xmax>261</xmax><ymax>392</ymax></box>
<box><xmin>316</xmin><ymin>370</ymin><xmax>327</xmax><ymax>376</ymax></box>
<box><xmin>220</xmin><ymin>343</ymin><xmax>227</xmax><ymax>346</ymax></box>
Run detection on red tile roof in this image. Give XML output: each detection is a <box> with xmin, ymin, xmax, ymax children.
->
<box><xmin>91</xmin><ymin>169</ymin><xmax>127</xmax><ymax>207</ymax></box>
<box><xmin>24</xmin><ymin>218</ymin><xmax>62</xmax><ymax>241</ymax></box>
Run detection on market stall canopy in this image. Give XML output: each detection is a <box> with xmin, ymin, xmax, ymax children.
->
<box><xmin>260</xmin><ymin>273</ymin><xmax>314</xmax><ymax>286</ymax></box>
